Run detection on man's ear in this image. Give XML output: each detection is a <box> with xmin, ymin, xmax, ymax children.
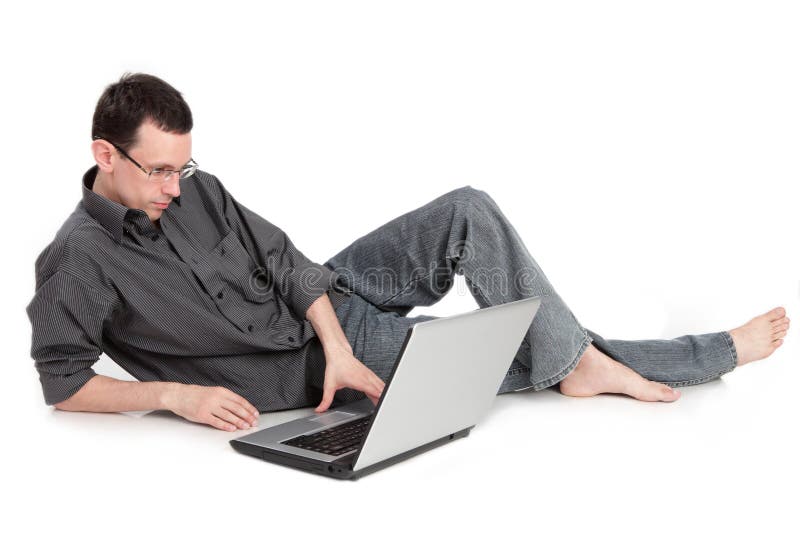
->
<box><xmin>91</xmin><ymin>139</ymin><xmax>115</xmax><ymax>173</ymax></box>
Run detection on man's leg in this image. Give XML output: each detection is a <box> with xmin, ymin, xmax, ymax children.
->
<box><xmin>585</xmin><ymin>328</ymin><xmax>737</xmax><ymax>388</ymax></box>
<box><xmin>324</xmin><ymin>186</ymin><xmax>591</xmax><ymax>393</ymax></box>
<box><xmin>557</xmin><ymin>309</ymin><xmax>789</xmax><ymax>399</ymax></box>
<box><xmin>323</xmin><ymin>186</ymin><xmax>789</xmax><ymax>400</ymax></box>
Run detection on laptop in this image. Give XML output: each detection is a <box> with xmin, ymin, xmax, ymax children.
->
<box><xmin>229</xmin><ymin>295</ymin><xmax>541</xmax><ymax>480</ymax></box>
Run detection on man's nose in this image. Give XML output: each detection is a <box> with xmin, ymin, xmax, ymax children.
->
<box><xmin>162</xmin><ymin>177</ymin><xmax>181</xmax><ymax>198</ymax></box>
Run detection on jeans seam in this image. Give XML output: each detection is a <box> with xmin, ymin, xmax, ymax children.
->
<box><xmin>719</xmin><ymin>329</ymin><xmax>738</xmax><ymax>368</ymax></box>
<box><xmin>660</xmin><ymin>331</ymin><xmax>737</xmax><ymax>387</ymax></box>
<box><xmin>376</xmin><ymin>269</ymin><xmax>435</xmax><ymax>308</ymax></box>
<box><xmin>508</xmin><ymin>338</ymin><xmax>532</xmax><ymax>376</ymax></box>
<box><xmin>386</xmin><ymin>193</ymin><xmax>466</xmax><ymax>306</ymax></box>
<box><xmin>661</xmin><ymin>372</ymin><xmax>726</xmax><ymax>388</ymax></box>
<box><xmin>528</xmin><ymin>328</ymin><xmax>593</xmax><ymax>391</ymax></box>
<box><xmin>376</xmin><ymin>193</ymin><xmax>501</xmax><ymax>308</ymax></box>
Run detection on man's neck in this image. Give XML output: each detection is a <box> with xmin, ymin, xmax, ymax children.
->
<box><xmin>93</xmin><ymin>168</ymin><xmax>162</xmax><ymax>229</ymax></box>
<box><xmin>92</xmin><ymin>169</ymin><xmax>122</xmax><ymax>204</ymax></box>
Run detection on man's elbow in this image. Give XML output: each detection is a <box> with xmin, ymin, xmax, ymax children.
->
<box><xmin>50</xmin><ymin>375</ymin><xmax>100</xmax><ymax>411</ymax></box>
<box><xmin>53</xmin><ymin>396</ymin><xmax>79</xmax><ymax>411</ymax></box>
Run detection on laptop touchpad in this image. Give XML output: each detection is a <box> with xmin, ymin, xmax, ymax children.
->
<box><xmin>309</xmin><ymin>411</ymin><xmax>359</xmax><ymax>427</ymax></box>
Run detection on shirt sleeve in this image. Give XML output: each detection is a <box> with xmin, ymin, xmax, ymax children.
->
<box><xmin>211</xmin><ymin>175</ymin><xmax>343</xmax><ymax>320</ymax></box>
<box><xmin>25</xmin><ymin>270</ymin><xmax>119</xmax><ymax>406</ymax></box>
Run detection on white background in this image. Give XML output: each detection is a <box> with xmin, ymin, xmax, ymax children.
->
<box><xmin>3</xmin><ymin>1</ymin><xmax>798</xmax><ymax>533</ymax></box>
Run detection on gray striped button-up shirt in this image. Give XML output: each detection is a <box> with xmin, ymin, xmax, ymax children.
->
<box><xmin>26</xmin><ymin>165</ymin><xmax>352</xmax><ymax>411</ymax></box>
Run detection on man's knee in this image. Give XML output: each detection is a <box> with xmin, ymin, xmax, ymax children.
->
<box><xmin>448</xmin><ymin>185</ymin><xmax>494</xmax><ymax>207</ymax></box>
<box><xmin>422</xmin><ymin>185</ymin><xmax>499</xmax><ymax>226</ymax></box>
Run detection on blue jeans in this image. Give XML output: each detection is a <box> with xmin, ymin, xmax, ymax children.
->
<box><xmin>320</xmin><ymin>186</ymin><xmax>738</xmax><ymax>407</ymax></box>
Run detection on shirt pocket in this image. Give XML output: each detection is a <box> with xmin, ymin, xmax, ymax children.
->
<box><xmin>212</xmin><ymin>230</ymin><xmax>273</xmax><ymax>304</ymax></box>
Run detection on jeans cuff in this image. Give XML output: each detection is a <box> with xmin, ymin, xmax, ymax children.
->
<box><xmin>528</xmin><ymin>328</ymin><xmax>593</xmax><ymax>392</ymax></box>
<box><xmin>661</xmin><ymin>330</ymin><xmax>739</xmax><ymax>388</ymax></box>
<box><xmin>719</xmin><ymin>329</ymin><xmax>738</xmax><ymax>369</ymax></box>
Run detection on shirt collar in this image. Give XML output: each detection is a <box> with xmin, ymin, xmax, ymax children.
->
<box><xmin>81</xmin><ymin>165</ymin><xmax>182</xmax><ymax>242</ymax></box>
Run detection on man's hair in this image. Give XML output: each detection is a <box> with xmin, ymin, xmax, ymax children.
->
<box><xmin>91</xmin><ymin>72</ymin><xmax>193</xmax><ymax>152</ymax></box>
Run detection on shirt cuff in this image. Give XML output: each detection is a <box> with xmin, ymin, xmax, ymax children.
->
<box><xmin>38</xmin><ymin>367</ymin><xmax>98</xmax><ymax>406</ymax></box>
<box><xmin>282</xmin><ymin>262</ymin><xmax>345</xmax><ymax>320</ymax></box>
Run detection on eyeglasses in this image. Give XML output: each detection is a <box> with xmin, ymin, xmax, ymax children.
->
<box><xmin>92</xmin><ymin>135</ymin><xmax>198</xmax><ymax>182</ymax></box>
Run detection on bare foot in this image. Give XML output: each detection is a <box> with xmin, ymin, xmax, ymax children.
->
<box><xmin>559</xmin><ymin>343</ymin><xmax>681</xmax><ymax>402</ymax></box>
<box><xmin>729</xmin><ymin>307</ymin><xmax>790</xmax><ymax>366</ymax></box>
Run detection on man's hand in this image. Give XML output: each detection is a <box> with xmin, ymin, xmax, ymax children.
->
<box><xmin>163</xmin><ymin>383</ymin><xmax>260</xmax><ymax>432</ymax></box>
<box><xmin>316</xmin><ymin>344</ymin><xmax>385</xmax><ymax>413</ymax></box>
<box><xmin>305</xmin><ymin>293</ymin><xmax>384</xmax><ymax>411</ymax></box>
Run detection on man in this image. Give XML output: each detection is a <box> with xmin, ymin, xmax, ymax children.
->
<box><xmin>26</xmin><ymin>73</ymin><xmax>790</xmax><ymax>432</ymax></box>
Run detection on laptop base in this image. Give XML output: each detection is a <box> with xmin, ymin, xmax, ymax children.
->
<box><xmin>230</xmin><ymin>425</ymin><xmax>474</xmax><ymax>480</ymax></box>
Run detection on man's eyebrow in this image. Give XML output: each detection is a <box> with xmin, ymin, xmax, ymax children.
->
<box><xmin>150</xmin><ymin>158</ymin><xmax>193</xmax><ymax>169</ymax></box>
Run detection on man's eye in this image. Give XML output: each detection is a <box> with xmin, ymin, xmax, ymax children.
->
<box><xmin>152</xmin><ymin>168</ymin><xmax>173</xmax><ymax>174</ymax></box>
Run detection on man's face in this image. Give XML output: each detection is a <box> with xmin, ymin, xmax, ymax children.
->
<box><xmin>99</xmin><ymin>120</ymin><xmax>193</xmax><ymax>222</ymax></box>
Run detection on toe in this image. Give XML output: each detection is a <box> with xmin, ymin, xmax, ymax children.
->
<box><xmin>772</xmin><ymin>339</ymin><xmax>784</xmax><ymax>347</ymax></box>
<box><xmin>773</xmin><ymin>329</ymin><xmax>788</xmax><ymax>340</ymax></box>
<box><xmin>767</xmin><ymin>307</ymin><xmax>786</xmax><ymax>320</ymax></box>
<box><xmin>772</xmin><ymin>317</ymin><xmax>790</xmax><ymax>328</ymax></box>
<box><xmin>659</xmin><ymin>385</ymin><xmax>680</xmax><ymax>402</ymax></box>
<box><xmin>631</xmin><ymin>385</ymin><xmax>680</xmax><ymax>402</ymax></box>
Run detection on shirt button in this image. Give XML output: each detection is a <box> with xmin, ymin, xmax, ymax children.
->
<box><xmin>217</xmin><ymin>291</ymin><xmax>224</xmax><ymax>299</ymax></box>
<box><xmin>151</xmin><ymin>234</ymin><xmax>160</xmax><ymax>241</ymax></box>
<box><xmin>248</xmin><ymin>324</ymin><xmax>254</xmax><ymax>332</ymax></box>
<box><xmin>287</xmin><ymin>336</ymin><xmax>295</xmax><ymax>342</ymax></box>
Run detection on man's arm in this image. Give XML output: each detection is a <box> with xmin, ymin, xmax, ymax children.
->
<box><xmin>26</xmin><ymin>270</ymin><xmax>120</xmax><ymax>407</ymax></box>
<box><xmin>53</xmin><ymin>375</ymin><xmax>174</xmax><ymax>412</ymax></box>
<box><xmin>204</xmin><ymin>174</ymin><xmax>380</xmax><ymax>410</ymax></box>
<box><xmin>54</xmin><ymin>374</ymin><xmax>259</xmax><ymax>432</ymax></box>
<box><xmin>26</xmin><ymin>270</ymin><xmax>258</xmax><ymax>430</ymax></box>
<box><xmin>306</xmin><ymin>292</ymin><xmax>351</xmax><ymax>351</ymax></box>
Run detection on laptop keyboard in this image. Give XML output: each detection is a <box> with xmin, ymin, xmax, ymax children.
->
<box><xmin>282</xmin><ymin>416</ymin><xmax>373</xmax><ymax>456</ymax></box>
